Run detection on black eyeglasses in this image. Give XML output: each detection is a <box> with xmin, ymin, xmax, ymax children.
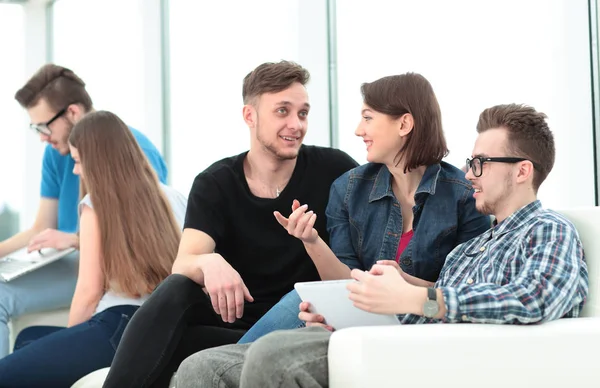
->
<box><xmin>466</xmin><ymin>156</ymin><xmax>540</xmax><ymax>177</ymax></box>
<box><xmin>29</xmin><ymin>107</ymin><xmax>68</xmax><ymax>136</ymax></box>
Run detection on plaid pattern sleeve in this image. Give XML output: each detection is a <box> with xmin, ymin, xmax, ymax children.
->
<box><xmin>440</xmin><ymin>204</ymin><xmax>588</xmax><ymax>324</ymax></box>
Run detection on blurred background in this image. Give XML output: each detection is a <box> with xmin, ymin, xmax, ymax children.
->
<box><xmin>1</xmin><ymin>0</ymin><xmax>599</xmax><ymax>236</ymax></box>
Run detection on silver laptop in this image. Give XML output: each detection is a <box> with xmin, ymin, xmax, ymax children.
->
<box><xmin>0</xmin><ymin>247</ymin><xmax>76</xmax><ymax>282</ymax></box>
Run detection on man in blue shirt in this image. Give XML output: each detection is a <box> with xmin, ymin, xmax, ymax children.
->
<box><xmin>0</xmin><ymin>64</ymin><xmax>167</xmax><ymax>358</ymax></box>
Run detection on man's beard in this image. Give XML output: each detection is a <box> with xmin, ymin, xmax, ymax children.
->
<box><xmin>58</xmin><ymin>121</ymin><xmax>75</xmax><ymax>155</ymax></box>
<box><xmin>477</xmin><ymin>173</ymin><xmax>513</xmax><ymax>216</ymax></box>
<box><xmin>256</xmin><ymin>117</ymin><xmax>300</xmax><ymax>161</ymax></box>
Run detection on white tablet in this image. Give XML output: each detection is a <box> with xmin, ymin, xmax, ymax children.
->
<box><xmin>294</xmin><ymin>279</ymin><xmax>400</xmax><ymax>330</ymax></box>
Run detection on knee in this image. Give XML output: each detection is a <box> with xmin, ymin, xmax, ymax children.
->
<box><xmin>159</xmin><ymin>273</ymin><xmax>197</xmax><ymax>291</ymax></box>
<box><xmin>12</xmin><ymin>326</ymin><xmax>37</xmax><ymax>350</ymax></box>
<box><xmin>280</xmin><ymin>289</ymin><xmax>303</xmax><ymax>313</ymax></box>
<box><xmin>152</xmin><ymin>274</ymin><xmax>202</xmax><ymax>303</ymax></box>
<box><xmin>176</xmin><ymin>352</ymin><xmax>212</xmax><ymax>388</ymax></box>
<box><xmin>245</xmin><ymin>331</ymin><xmax>293</xmax><ymax>372</ymax></box>
<box><xmin>176</xmin><ymin>348</ymin><xmax>235</xmax><ymax>388</ymax></box>
<box><xmin>0</xmin><ymin>292</ymin><xmax>10</xmax><ymax>323</ymax></box>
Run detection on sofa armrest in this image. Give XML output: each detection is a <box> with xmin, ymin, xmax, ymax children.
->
<box><xmin>328</xmin><ymin>318</ymin><xmax>600</xmax><ymax>388</ymax></box>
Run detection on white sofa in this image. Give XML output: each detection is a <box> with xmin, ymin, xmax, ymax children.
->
<box><xmin>329</xmin><ymin>207</ymin><xmax>600</xmax><ymax>388</ymax></box>
<box><xmin>64</xmin><ymin>207</ymin><xmax>600</xmax><ymax>387</ymax></box>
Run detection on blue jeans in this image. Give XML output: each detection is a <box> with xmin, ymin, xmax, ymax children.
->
<box><xmin>237</xmin><ymin>289</ymin><xmax>304</xmax><ymax>344</ymax></box>
<box><xmin>0</xmin><ymin>251</ymin><xmax>79</xmax><ymax>358</ymax></box>
<box><xmin>0</xmin><ymin>304</ymin><xmax>138</xmax><ymax>388</ymax></box>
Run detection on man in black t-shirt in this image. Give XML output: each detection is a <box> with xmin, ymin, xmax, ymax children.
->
<box><xmin>103</xmin><ymin>61</ymin><xmax>357</xmax><ymax>387</ymax></box>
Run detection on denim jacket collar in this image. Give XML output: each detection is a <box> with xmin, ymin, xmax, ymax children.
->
<box><xmin>368</xmin><ymin>164</ymin><xmax>442</xmax><ymax>203</ymax></box>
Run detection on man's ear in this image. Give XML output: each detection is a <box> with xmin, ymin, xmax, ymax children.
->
<box><xmin>67</xmin><ymin>103</ymin><xmax>85</xmax><ymax>122</ymax></box>
<box><xmin>516</xmin><ymin>161</ymin><xmax>535</xmax><ymax>184</ymax></box>
<box><xmin>398</xmin><ymin>113</ymin><xmax>414</xmax><ymax>137</ymax></box>
<box><xmin>243</xmin><ymin>104</ymin><xmax>257</xmax><ymax>128</ymax></box>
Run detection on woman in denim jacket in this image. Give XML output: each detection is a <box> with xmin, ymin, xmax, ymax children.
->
<box><xmin>237</xmin><ymin>73</ymin><xmax>491</xmax><ymax>342</ymax></box>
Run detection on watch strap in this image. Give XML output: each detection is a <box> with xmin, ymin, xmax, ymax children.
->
<box><xmin>427</xmin><ymin>287</ymin><xmax>437</xmax><ymax>301</ymax></box>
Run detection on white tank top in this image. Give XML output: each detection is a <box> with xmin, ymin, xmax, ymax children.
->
<box><xmin>79</xmin><ymin>183</ymin><xmax>187</xmax><ymax>314</ymax></box>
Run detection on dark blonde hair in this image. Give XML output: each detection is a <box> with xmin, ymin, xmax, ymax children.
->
<box><xmin>477</xmin><ymin>103</ymin><xmax>554</xmax><ymax>191</ymax></box>
<box><xmin>242</xmin><ymin>60</ymin><xmax>310</xmax><ymax>104</ymax></box>
<box><xmin>15</xmin><ymin>64</ymin><xmax>93</xmax><ymax>112</ymax></box>
<box><xmin>69</xmin><ymin>111</ymin><xmax>180</xmax><ymax>296</ymax></box>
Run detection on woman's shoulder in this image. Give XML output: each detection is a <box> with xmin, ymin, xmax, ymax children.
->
<box><xmin>335</xmin><ymin>163</ymin><xmax>383</xmax><ymax>184</ymax></box>
<box><xmin>330</xmin><ymin>163</ymin><xmax>386</xmax><ymax>203</ymax></box>
<box><xmin>79</xmin><ymin>193</ymin><xmax>93</xmax><ymax>210</ymax></box>
<box><xmin>436</xmin><ymin>161</ymin><xmax>472</xmax><ymax>190</ymax></box>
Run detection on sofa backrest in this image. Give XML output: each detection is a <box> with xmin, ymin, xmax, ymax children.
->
<box><xmin>557</xmin><ymin>207</ymin><xmax>600</xmax><ymax>318</ymax></box>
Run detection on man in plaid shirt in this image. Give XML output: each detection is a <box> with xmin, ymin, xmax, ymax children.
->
<box><xmin>174</xmin><ymin>104</ymin><xmax>589</xmax><ymax>388</ymax></box>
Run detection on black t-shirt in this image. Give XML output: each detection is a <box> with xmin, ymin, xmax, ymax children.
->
<box><xmin>184</xmin><ymin>145</ymin><xmax>358</xmax><ymax>306</ymax></box>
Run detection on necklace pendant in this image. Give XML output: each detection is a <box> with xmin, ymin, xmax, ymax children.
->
<box><xmin>276</xmin><ymin>188</ymin><xmax>281</xmax><ymax>197</ymax></box>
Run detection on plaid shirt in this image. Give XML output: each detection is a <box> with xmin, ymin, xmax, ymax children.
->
<box><xmin>401</xmin><ymin>200</ymin><xmax>589</xmax><ymax>325</ymax></box>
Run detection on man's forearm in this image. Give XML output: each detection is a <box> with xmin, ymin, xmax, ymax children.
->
<box><xmin>0</xmin><ymin>228</ymin><xmax>39</xmax><ymax>257</ymax></box>
<box><xmin>401</xmin><ymin>272</ymin><xmax>435</xmax><ymax>288</ymax></box>
<box><xmin>70</xmin><ymin>233</ymin><xmax>80</xmax><ymax>250</ymax></box>
<box><xmin>304</xmin><ymin>237</ymin><xmax>352</xmax><ymax>280</ymax></box>
<box><xmin>172</xmin><ymin>254</ymin><xmax>208</xmax><ymax>285</ymax></box>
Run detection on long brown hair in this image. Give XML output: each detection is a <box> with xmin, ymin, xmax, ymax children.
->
<box><xmin>69</xmin><ymin>111</ymin><xmax>180</xmax><ymax>297</ymax></box>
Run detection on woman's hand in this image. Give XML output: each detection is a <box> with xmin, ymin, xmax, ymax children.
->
<box><xmin>298</xmin><ymin>301</ymin><xmax>334</xmax><ymax>332</ymax></box>
<box><xmin>376</xmin><ymin>260</ymin><xmax>435</xmax><ymax>287</ymax></box>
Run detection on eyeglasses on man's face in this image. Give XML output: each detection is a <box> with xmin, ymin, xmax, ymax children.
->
<box><xmin>29</xmin><ymin>107</ymin><xmax>68</xmax><ymax>136</ymax></box>
<box><xmin>465</xmin><ymin>156</ymin><xmax>540</xmax><ymax>178</ymax></box>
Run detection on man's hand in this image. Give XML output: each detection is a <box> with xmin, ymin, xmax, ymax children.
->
<box><xmin>347</xmin><ymin>265</ymin><xmax>423</xmax><ymax>315</ymax></box>
<box><xmin>274</xmin><ymin>199</ymin><xmax>319</xmax><ymax>244</ymax></box>
<box><xmin>199</xmin><ymin>253</ymin><xmax>254</xmax><ymax>323</ymax></box>
<box><xmin>298</xmin><ymin>301</ymin><xmax>334</xmax><ymax>332</ymax></box>
<box><xmin>27</xmin><ymin>229</ymin><xmax>78</xmax><ymax>253</ymax></box>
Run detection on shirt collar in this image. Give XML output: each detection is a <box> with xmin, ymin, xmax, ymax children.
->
<box><xmin>491</xmin><ymin>200</ymin><xmax>542</xmax><ymax>238</ymax></box>
<box><xmin>368</xmin><ymin>164</ymin><xmax>442</xmax><ymax>203</ymax></box>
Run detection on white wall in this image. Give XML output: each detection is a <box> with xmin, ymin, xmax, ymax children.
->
<box><xmin>0</xmin><ymin>4</ymin><xmax>26</xmax><ymax>222</ymax></box>
<box><xmin>168</xmin><ymin>0</ymin><xmax>331</xmax><ymax>196</ymax></box>
<box><xmin>5</xmin><ymin>0</ymin><xmax>598</xmax><ymax>232</ymax></box>
<box><xmin>21</xmin><ymin>1</ymin><xmax>49</xmax><ymax>229</ymax></box>
<box><xmin>52</xmin><ymin>0</ymin><xmax>160</xmax><ymax>147</ymax></box>
<box><xmin>335</xmin><ymin>0</ymin><xmax>595</xmax><ymax>209</ymax></box>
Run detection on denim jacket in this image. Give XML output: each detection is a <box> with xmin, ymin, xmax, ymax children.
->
<box><xmin>326</xmin><ymin>162</ymin><xmax>491</xmax><ymax>282</ymax></box>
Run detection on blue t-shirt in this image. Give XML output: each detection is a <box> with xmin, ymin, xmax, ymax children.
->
<box><xmin>40</xmin><ymin>127</ymin><xmax>167</xmax><ymax>233</ymax></box>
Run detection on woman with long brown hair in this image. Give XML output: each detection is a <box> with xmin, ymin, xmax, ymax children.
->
<box><xmin>0</xmin><ymin>111</ymin><xmax>186</xmax><ymax>387</ymax></box>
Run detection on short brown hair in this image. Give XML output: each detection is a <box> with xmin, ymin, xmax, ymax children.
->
<box><xmin>476</xmin><ymin>104</ymin><xmax>554</xmax><ymax>191</ymax></box>
<box><xmin>361</xmin><ymin>73</ymin><xmax>448</xmax><ymax>172</ymax></box>
<box><xmin>242</xmin><ymin>60</ymin><xmax>310</xmax><ymax>104</ymax></box>
<box><xmin>15</xmin><ymin>64</ymin><xmax>93</xmax><ymax>112</ymax></box>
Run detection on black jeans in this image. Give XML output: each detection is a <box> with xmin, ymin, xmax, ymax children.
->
<box><xmin>103</xmin><ymin>274</ymin><xmax>273</xmax><ymax>388</ymax></box>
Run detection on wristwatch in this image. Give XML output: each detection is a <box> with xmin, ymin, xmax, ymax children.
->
<box><xmin>422</xmin><ymin>287</ymin><xmax>439</xmax><ymax>318</ymax></box>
